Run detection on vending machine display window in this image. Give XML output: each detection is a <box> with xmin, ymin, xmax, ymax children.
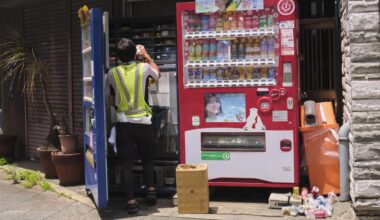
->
<box><xmin>204</xmin><ymin>93</ymin><xmax>246</xmax><ymax>122</ymax></box>
<box><xmin>201</xmin><ymin>132</ymin><xmax>266</xmax><ymax>152</ymax></box>
<box><xmin>181</xmin><ymin>8</ymin><xmax>279</xmax><ymax>88</ymax></box>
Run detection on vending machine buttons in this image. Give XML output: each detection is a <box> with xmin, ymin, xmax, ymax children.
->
<box><xmin>287</xmin><ymin>97</ymin><xmax>294</xmax><ymax>110</ymax></box>
<box><xmin>280</xmin><ymin>139</ymin><xmax>292</xmax><ymax>152</ymax></box>
<box><xmin>280</xmin><ymin>88</ymin><xmax>287</xmax><ymax>96</ymax></box>
<box><xmin>257</xmin><ymin>97</ymin><xmax>273</xmax><ymax>113</ymax></box>
<box><xmin>269</xmin><ymin>89</ymin><xmax>280</xmax><ymax>101</ymax></box>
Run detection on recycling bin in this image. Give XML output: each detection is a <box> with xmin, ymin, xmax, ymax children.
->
<box><xmin>300</xmin><ymin>102</ymin><xmax>340</xmax><ymax>195</ymax></box>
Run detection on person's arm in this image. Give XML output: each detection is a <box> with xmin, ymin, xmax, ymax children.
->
<box><xmin>136</xmin><ymin>44</ymin><xmax>160</xmax><ymax>78</ymax></box>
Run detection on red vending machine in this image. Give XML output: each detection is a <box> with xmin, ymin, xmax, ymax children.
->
<box><xmin>176</xmin><ymin>0</ymin><xmax>299</xmax><ymax>188</ymax></box>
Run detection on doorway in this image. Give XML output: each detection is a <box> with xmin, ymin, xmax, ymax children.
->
<box><xmin>299</xmin><ymin>0</ymin><xmax>342</xmax><ymax>123</ymax></box>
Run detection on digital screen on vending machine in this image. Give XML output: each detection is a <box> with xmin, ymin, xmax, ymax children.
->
<box><xmin>204</xmin><ymin>93</ymin><xmax>246</xmax><ymax>122</ymax></box>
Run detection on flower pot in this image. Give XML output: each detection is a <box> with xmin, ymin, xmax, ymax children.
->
<box><xmin>59</xmin><ymin>134</ymin><xmax>77</xmax><ymax>154</ymax></box>
<box><xmin>37</xmin><ymin>147</ymin><xmax>58</xmax><ymax>179</ymax></box>
<box><xmin>51</xmin><ymin>151</ymin><xmax>84</xmax><ymax>186</ymax></box>
<box><xmin>0</xmin><ymin>135</ymin><xmax>17</xmax><ymax>159</ymax></box>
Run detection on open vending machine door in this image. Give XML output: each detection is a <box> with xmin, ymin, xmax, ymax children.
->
<box><xmin>79</xmin><ymin>6</ymin><xmax>109</xmax><ymax>208</ymax></box>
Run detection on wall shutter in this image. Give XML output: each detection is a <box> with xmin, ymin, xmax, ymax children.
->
<box><xmin>24</xmin><ymin>1</ymin><xmax>69</xmax><ymax>158</ymax></box>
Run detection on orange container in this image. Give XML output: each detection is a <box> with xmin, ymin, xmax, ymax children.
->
<box><xmin>300</xmin><ymin>102</ymin><xmax>340</xmax><ymax>195</ymax></box>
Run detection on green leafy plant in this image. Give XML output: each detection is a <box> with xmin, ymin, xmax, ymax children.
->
<box><xmin>0</xmin><ymin>157</ymin><xmax>7</xmax><ymax>166</ymax></box>
<box><xmin>38</xmin><ymin>180</ymin><xmax>55</xmax><ymax>192</ymax></box>
<box><xmin>0</xmin><ymin>31</ymin><xmax>60</xmax><ymax>148</ymax></box>
<box><xmin>19</xmin><ymin>170</ymin><xmax>43</xmax><ymax>189</ymax></box>
<box><xmin>3</xmin><ymin>164</ymin><xmax>20</xmax><ymax>184</ymax></box>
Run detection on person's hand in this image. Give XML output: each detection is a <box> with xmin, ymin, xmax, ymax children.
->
<box><xmin>136</xmin><ymin>44</ymin><xmax>149</xmax><ymax>60</ymax></box>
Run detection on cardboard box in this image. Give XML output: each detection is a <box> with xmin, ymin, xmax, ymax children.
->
<box><xmin>269</xmin><ymin>193</ymin><xmax>290</xmax><ymax>209</ymax></box>
<box><xmin>176</xmin><ymin>164</ymin><xmax>209</xmax><ymax>214</ymax></box>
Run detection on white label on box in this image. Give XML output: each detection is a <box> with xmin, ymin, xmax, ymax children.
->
<box><xmin>273</xmin><ymin>111</ymin><xmax>288</xmax><ymax>122</ymax></box>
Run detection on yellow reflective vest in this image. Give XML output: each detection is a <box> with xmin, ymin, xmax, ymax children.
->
<box><xmin>112</xmin><ymin>63</ymin><xmax>152</xmax><ymax>117</ymax></box>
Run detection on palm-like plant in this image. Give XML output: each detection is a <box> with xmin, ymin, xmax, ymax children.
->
<box><xmin>0</xmin><ymin>31</ymin><xmax>60</xmax><ymax>149</ymax></box>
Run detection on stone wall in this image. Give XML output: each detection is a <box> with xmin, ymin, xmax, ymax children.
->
<box><xmin>341</xmin><ymin>0</ymin><xmax>380</xmax><ymax>216</ymax></box>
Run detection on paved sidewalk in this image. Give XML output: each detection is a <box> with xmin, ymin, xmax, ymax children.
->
<box><xmin>0</xmin><ymin>161</ymin><xmax>356</xmax><ymax>220</ymax></box>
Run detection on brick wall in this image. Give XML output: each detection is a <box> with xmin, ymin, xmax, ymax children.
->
<box><xmin>341</xmin><ymin>0</ymin><xmax>380</xmax><ymax>215</ymax></box>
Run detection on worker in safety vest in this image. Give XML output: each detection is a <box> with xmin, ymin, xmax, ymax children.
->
<box><xmin>105</xmin><ymin>38</ymin><xmax>160</xmax><ymax>214</ymax></box>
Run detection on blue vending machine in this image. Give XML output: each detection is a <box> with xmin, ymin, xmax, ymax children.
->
<box><xmin>79</xmin><ymin>6</ymin><xmax>109</xmax><ymax>208</ymax></box>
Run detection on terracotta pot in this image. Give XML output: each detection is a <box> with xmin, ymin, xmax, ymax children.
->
<box><xmin>0</xmin><ymin>135</ymin><xmax>17</xmax><ymax>159</ymax></box>
<box><xmin>59</xmin><ymin>134</ymin><xmax>77</xmax><ymax>154</ymax></box>
<box><xmin>51</xmin><ymin>151</ymin><xmax>84</xmax><ymax>186</ymax></box>
<box><xmin>37</xmin><ymin>147</ymin><xmax>58</xmax><ymax>179</ymax></box>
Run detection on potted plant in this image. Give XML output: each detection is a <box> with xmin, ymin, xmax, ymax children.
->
<box><xmin>54</xmin><ymin>115</ymin><xmax>77</xmax><ymax>154</ymax></box>
<box><xmin>0</xmin><ymin>31</ymin><xmax>61</xmax><ymax>178</ymax></box>
<box><xmin>51</xmin><ymin>115</ymin><xmax>84</xmax><ymax>186</ymax></box>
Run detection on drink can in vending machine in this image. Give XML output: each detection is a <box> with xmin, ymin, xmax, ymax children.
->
<box><xmin>252</xmin><ymin>16</ymin><xmax>259</xmax><ymax>29</ymax></box>
<box><xmin>209</xmin><ymin>68</ymin><xmax>217</xmax><ymax>81</ymax></box>
<box><xmin>259</xmin><ymin>15</ymin><xmax>267</xmax><ymax>28</ymax></box>
<box><xmin>209</xmin><ymin>39</ymin><xmax>217</xmax><ymax>60</ymax></box>
<box><xmin>216</xmin><ymin>14</ymin><xmax>224</xmax><ymax>31</ymax></box>
<box><xmin>267</xmin><ymin>15</ymin><xmax>274</xmax><ymax>28</ymax></box>
<box><xmin>216</xmin><ymin>40</ymin><xmax>224</xmax><ymax>61</ymax></box>
<box><xmin>223</xmin><ymin>13</ymin><xmax>231</xmax><ymax>31</ymax></box>
<box><xmin>246</xmin><ymin>66</ymin><xmax>253</xmax><ymax>79</ymax></box>
<box><xmin>231</xmin><ymin>40</ymin><xmax>239</xmax><ymax>60</ymax></box>
<box><xmin>195</xmin><ymin>40</ymin><xmax>203</xmax><ymax>61</ymax></box>
<box><xmin>260</xmin><ymin>68</ymin><xmax>268</xmax><ymax>79</ymax></box>
<box><xmin>231</xmin><ymin>67</ymin><xmax>240</xmax><ymax>79</ymax></box>
<box><xmin>209</xmin><ymin>13</ymin><xmax>217</xmax><ymax>31</ymax></box>
<box><xmin>244</xmin><ymin>11</ymin><xmax>253</xmax><ymax>29</ymax></box>
<box><xmin>187</xmin><ymin>12</ymin><xmax>195</xmax><ymax>32</ymax></box>
<box><xmin>253</xmin><ymin>69</ymin><xmax>260</xmax><ymax>79</ymax></box>
<box><xmin>201</xmin><ymin>14</ymin><xmax>209</xmax><ymax>31</ymax></box>
<box><xmin>238</xmin><ymin>67</ymin><xmax>246</xmax><ymax>80</ymax></box>
<box><xmin>184</xmin><ymin>40</ymin><xmax>190</xmax><ymax>61</ymax></box>
<box><xmin>253</xmin><ymin>38</ymin><xmax>261</xmax><ymax>59</ymax></box>
<box><xmin>195</xmin><ymin>15</ymin><xmax>202</xmax><ymax>31</ymax></box>
<box><xmin>188</xmin><ymin>68</ymin><xmax>195</xmax><ymax>80</ymax></box>
<box><xmin>237</xmin><ymin>12</ymin><xmax>245</xmax><ymax>30</ymax></box>
<box><xmin>267</xmin><ymin>38</ymin><xmax>275</xmax><ymax>58</ymax></box>
<box><xmin>188</xmin><ymin>40</ymin><xmax>196</xmax><ymax>61</ymax></box>
<box><xmin>203</xmin><ymin>68</ymin><xmax>210</xmax><ymax>81</ymax></box>
<box><xmin>268</xmin><ymin>68</ymin><xmax>276</xmax><ymax>80</ymax></box>
<box><xmin>230</xmin><ymin>12</ymin><xmax>238</xmax><ymax>30</ymax></box>
<box><xmin>216</xmin><ymin>68</ymin><xmax>224</xmax><ymax>80</ymax></box>
<box><xmin>238</xmin><ymin>39</ymin><xmax>246</xmax><ymax>60</ymax></box>
<box><xmin>202</xmin><ymin>39</ymin><xmax>210</xmax><ymax>60</ymax></box>
<box><xmin>224</xmin><ymin>67</ymin><xmax>232</xmax><ymax>80</ymax></box>
<box><xmin>260</xmin><ymin>37</ymin><xmax>268</xmax><ymax>59</ymax></box>
<box><xmin>194</xmin><ymin>68</ymin><xmax>202</xmax><ymax>80</ymax></box>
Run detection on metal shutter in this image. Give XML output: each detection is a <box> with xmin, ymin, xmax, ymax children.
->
<box><xmin>24</xmin><ymin>1</ymin><xmax>69</xmax><ymax>159</ymax></box>
<box><xmin>70</xmin><ymin>0</ymin><xmax>112</xmax><ymax>152</ymax></box>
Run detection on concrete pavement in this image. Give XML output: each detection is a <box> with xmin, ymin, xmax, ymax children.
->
<box><xmin>0</xmin><ymin>161</ymin><xmax>356</xmax><ymax>220</ymax></box>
